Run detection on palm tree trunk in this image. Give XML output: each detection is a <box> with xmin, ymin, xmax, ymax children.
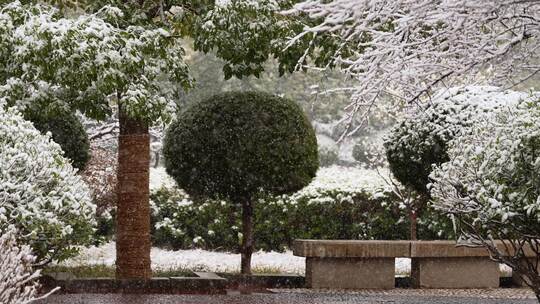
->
<box><xmin>241</xmin><ymin>200</ymin><xmax>254</xmax><ymax>275</ymax></box>
<box><xmin>115</xmin><ymin>104</ymin><xmax>152</xmax><ymax>279</ymax></box>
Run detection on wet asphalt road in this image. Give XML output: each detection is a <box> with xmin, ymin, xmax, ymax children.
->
<box><xmin>37</xmin><ymin>293</ymin><xmax>537</xmax><ymax>304</ymax></box>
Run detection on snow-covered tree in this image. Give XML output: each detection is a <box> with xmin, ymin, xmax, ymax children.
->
<box><xmin>0</xmin><ymin>228</ymin><xmax>58</xmax><ymax>304</ymax></box>
<box><xmin>284</xmin><ymin>0</ymin><xmax>540</xmax><ymax>137</ymax></box>
<box><xmin>0</xmin><ymin>1</ymin><xmax>191</xmax><ymax>278</ymax></box>
<box><xmin>384</xmin><ymin>86</ymin><xmax>535</xmax><ymax>239</ymax></box>
<box><xmin>430</xmin><ymin>96</ymin><xmax>540</xmax><ymax>299</ymax></box>
<box><xmin>0</xmin><ymin>104</ymin><xmax>96</xmax><ymax>264</ymax></box>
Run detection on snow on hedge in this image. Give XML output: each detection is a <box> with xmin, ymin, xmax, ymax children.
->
<box><xmin>298</xmin><ymin>165</ymin><xmax>390</xmax><ymax>195</ymax></box>
<box><xmin>387</xmin><ymin>86</ymin><xmax>536</xmax><ymax>155</ymax></box>
<box><xmin>0</xmin><ymin>105</ymin><xmax>96</xmax><ymax>264</ymax></box>
<box><xmin>151</xmin><ymin>165</ymin><xmax>391</xmax><ymax>198</ymax></box>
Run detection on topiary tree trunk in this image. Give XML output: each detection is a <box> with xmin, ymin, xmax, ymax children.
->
<box><xmin>409</xmin><ymin>210</ymin><xmax>418</xmax><ymax>241</ymax></box>
<box><xmin>116</xmin><ymin>104</ymin><xmax>152</xmax><ymax>279</ymax></box>
<box><xmin>241</xmin><ymin>199</ymin><xmax>254</xmax><ymax>275</ymax></box>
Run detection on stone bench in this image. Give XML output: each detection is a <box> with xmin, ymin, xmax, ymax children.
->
<box><xmin>410</xmin><ymin>241</ymin><xmax>500</xmax><ymax>288</ymax></box>
<box><xmin>293</xmin><ymin>239</ymin><xmax>532</xmax><ymax>289</ymax></box>
<box><xmin>293</xmin><ymin>240</ymin><xmax>410</xmax><ymax>289</ymax></box>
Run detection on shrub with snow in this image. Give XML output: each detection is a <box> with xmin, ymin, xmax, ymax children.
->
<box><xmin>385</xmin><ymin>86</ymin><xmax>530</xmax><ymax>195</ymax></box>
<box><xmin>430</xmin><ymin>98</ymin><xmax>540</xmax><ymax>296</ymax></box>
<box><xmin>0</xmin><ymin>228</ymin><xmax>56</xmax><ymax>304</ymax></box>
<box><xmin>0</xmin><ymin>105</ymin><xmax>96</xmax><ymax>264</ymax></box>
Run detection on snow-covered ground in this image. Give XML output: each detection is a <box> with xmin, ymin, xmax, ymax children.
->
<box><xmin>61</xmin><ymin>242</ymin><xmax>512</xmax><ymax>276</ymax></box>
<box><xmin>61</xmin><ymin>242</ymin><xmax>411</xmax><ymax>275</ymax></box>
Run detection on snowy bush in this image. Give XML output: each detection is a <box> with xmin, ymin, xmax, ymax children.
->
<box><xmin>430</xmin><ymin>97</ymin><xmax>540</xmax><ymax>295</ymax></box>
<box><xmin>0</xmin><ymin>105</ymin><xmax>96</xmax><ymax>264</ymax></box>
<box><xmin>0</xmin><ymin>228</ymin><xmax>57</xmax><ymax>304</ymax></box>
<box><xmin>385</xmin><ymin>86</ymin><xmax>529</xmax><ymax>195</ymax></box>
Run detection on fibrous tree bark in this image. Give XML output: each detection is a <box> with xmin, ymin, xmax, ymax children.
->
<box><xmin>116</xmin><ymin>103</ymin><xmax>152</xmax><ymax>279</ymax></box>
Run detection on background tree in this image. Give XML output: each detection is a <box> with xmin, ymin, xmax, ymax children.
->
<box><xmin>163</xmin><ymin>91</ymin><xmax>318</xmax><ymax>274</ymax></box>
<box><xmin>23</xmin><ymin>104</ymin><xmax>90</xmax><ymax>170</ymax></box>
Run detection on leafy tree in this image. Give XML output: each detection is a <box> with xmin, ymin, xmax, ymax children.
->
<box><xmin>0</xmin><ymin>2</ymin><xmax>190</xmax><ymax>279</ymax></box>
<box><xmin>163</xmin><ymin>91</ymin><xmax>318</xmax><ymax>274</ymax></box>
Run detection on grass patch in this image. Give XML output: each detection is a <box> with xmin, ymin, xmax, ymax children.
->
<box><xmin>251</xmin><ymin>266</ymin><xmax>284</xmax><ymax>274</ymax></box>
<box><xmin>44</xmin><ymin>265</ymin><xmax>195</xmax><ymax>278</ymax></box>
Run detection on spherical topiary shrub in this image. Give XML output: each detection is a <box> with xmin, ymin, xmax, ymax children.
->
<box><xmin>164</xmin><ymin>91</ymin><xmax>318</xmax><ymax>274</ymax></box>
<box><xmin>24</xmin><ymin>106</ymin><xmax>90</xmax><ymax>170</ymax></box>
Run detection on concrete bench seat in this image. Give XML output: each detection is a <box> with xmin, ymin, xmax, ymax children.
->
<box><xmin>294</xmin><ymin>239</ymin><xmax>539</xmax><ymax>290</ymax></box>
<box><xmin>410</xmin><ymin>241</ymin><xmax>500</xmax><ymax>288</ymax></box>
<box><xmin>293</xmin><ymin>240</ymin><xmax>410</xmax><ymax>289</ymax></box>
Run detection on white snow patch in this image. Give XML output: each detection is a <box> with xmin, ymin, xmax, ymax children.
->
<box><xmin>60</xmin><ymin>242</ymin><xmax>305</xmax><ymax>274</ymax></box>
<box><xmin>301</xmin><ymin>165</ymin><xmax>391</xmax><ymax>194</ymax></box>
<box><xmin>150</xmin><ymin>167</ymin><xmax>176</xmax><ymax>190</ymax></box>
<box><xmin>60</xmin><ymin>243</ymin><xmax>512</xmax><ymax>276</ymax></box>
<box><xmin>433</xmin><ymin>85</ymin><xmax>537</xmax><ymax>108</ymax></box>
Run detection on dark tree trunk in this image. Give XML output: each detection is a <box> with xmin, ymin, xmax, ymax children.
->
<box><xmin>115</xmin><ymin>104</ymin><xmax>152</xmax><ymax>279</ymax></box>
<box><xmin>410</xmin><ymin>209</ymin><xmax>418</xmax><ymax>241</ymax></box>
<box><xmin>241</xmin><ymin>200</ymin><xmax>254</xmax><ymax>275</ymax></box>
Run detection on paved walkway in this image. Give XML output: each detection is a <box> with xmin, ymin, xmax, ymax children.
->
<box><xmin>38</xmin><ymin>288</ymin><xmax>537</xmax><ymax>304</ymax></box>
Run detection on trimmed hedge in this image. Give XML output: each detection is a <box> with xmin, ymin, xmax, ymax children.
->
<box><xmin>150</xmin><ymin>186</ymin><xmax>454</xmax><ymax>251</ymax></box>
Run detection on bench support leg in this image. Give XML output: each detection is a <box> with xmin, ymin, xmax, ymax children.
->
<box><xmin>411</xmin><ymin>257</ymin><xmax>500</xmax><ymax>288</ymax></box>
<box><xmin>306</xmin><ymin>257</ymin><xmax>395</xmax><ymax>289</ymax></box>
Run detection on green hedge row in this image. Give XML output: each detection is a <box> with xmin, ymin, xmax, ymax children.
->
<box><xmin>149</xmin><ymin>186</ymin><xmax>454</xmax><ymax>252</ymax></box>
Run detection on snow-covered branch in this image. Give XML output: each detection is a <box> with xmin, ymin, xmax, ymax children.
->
<box><xmin>0</xmin><ymin>228</ymin><xmax>58</xmax><ymax>304</ymax></box>
<box><xmin>285</xmin><ymin>0</ymin><xmax>540</xmax><ymax>136</ymax></box>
